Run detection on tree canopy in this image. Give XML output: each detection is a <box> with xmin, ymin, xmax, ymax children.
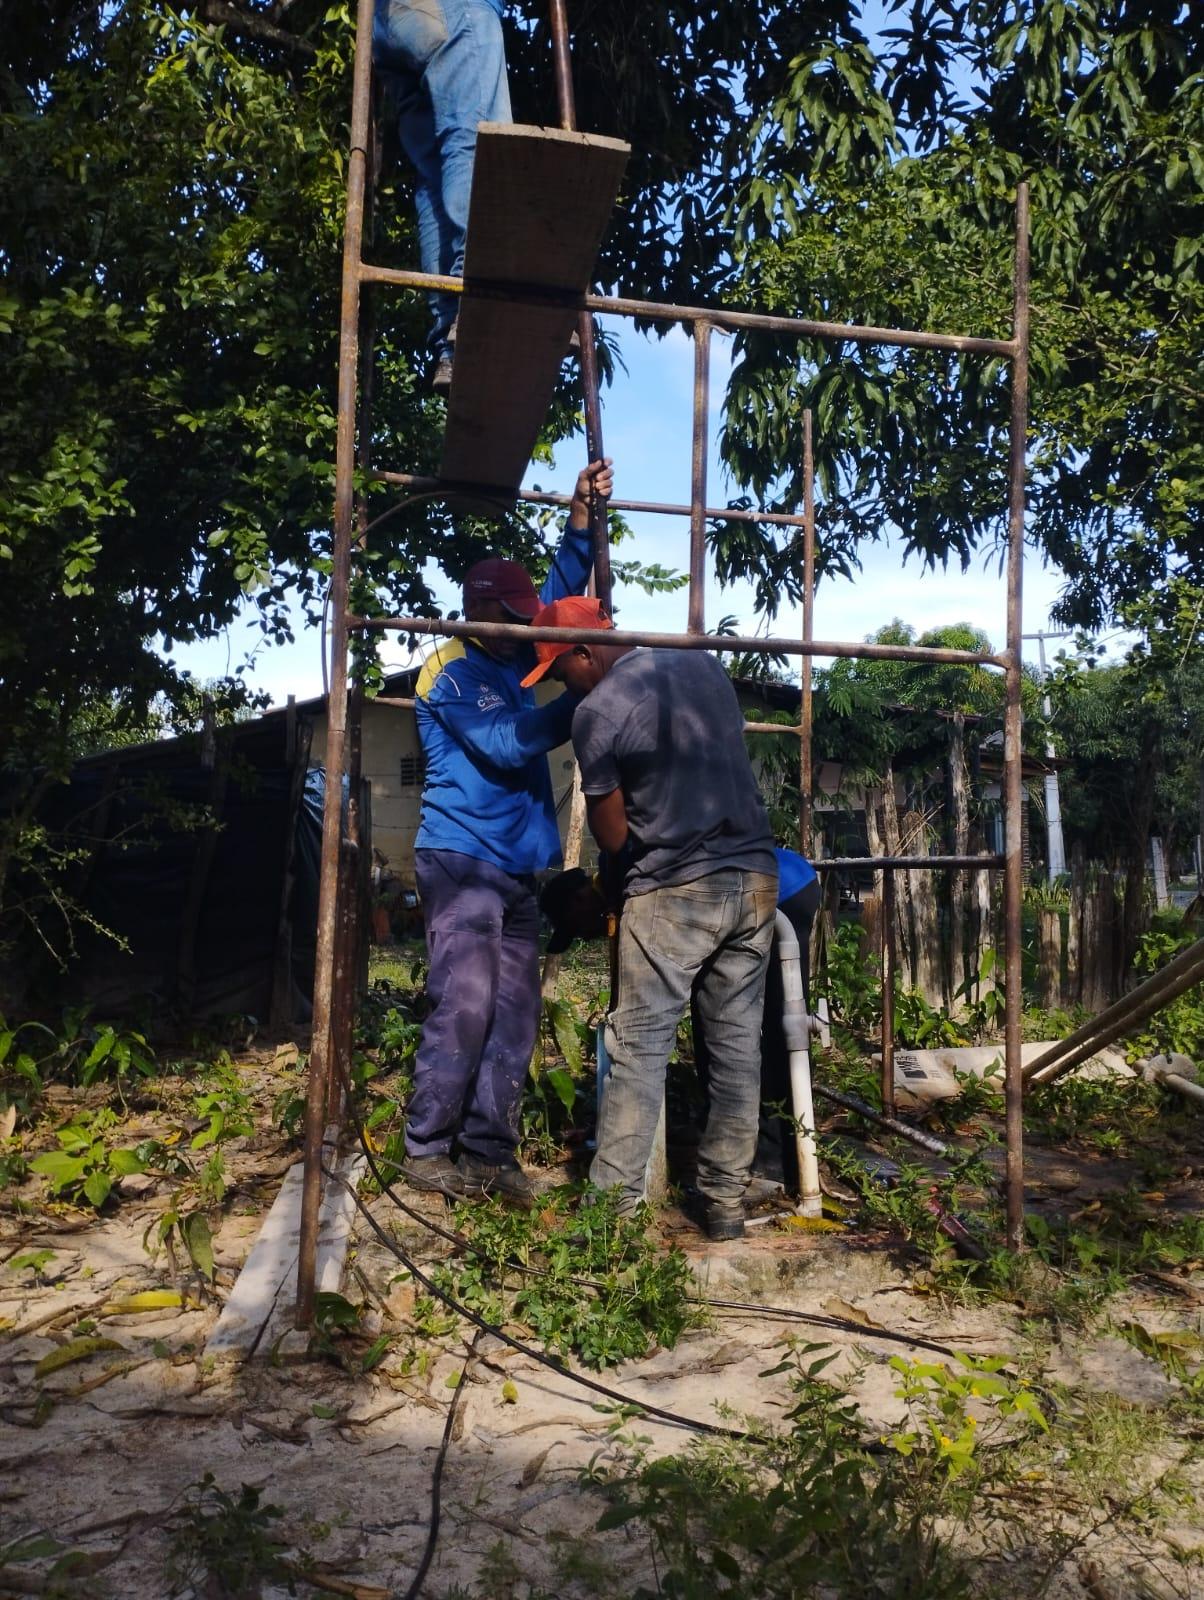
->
<box><xmin>4</xmin><ymin>0</ymin><xmax>1202</xmax><ymax>913</ymax></box>
<box><xmin>716</xmin><ymin>2</ymin><xmax>1204</xmax><ymax>635</ymax></box>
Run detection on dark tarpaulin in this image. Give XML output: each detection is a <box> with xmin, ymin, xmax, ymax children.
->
<box><xmin>6</xmin><ymin>757</ymin><xmax>325</xmax><ymax>1023</ymax></box>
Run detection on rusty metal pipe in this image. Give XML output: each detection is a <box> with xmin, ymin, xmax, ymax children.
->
<box><xmin>800</xmin><ymin>409</ymin><xmax>816</xmax><ymax>858</ymax></box>
<box><xmin>545</xmin><ymin>0</ymin><xmax>612</xmax><ymax>612</ymax></box>
<box><xmin>1022</xmin><ymin>938</ymin><xmax>1204</xmax><ymax>1083</ymax></box>
<box><xmin>547</xmin><ymin>0</ymin><xmax>576</xmax><ymax>131</ymax></box>
<box><xmin>688</xmin><ymin>322</ymin><xmax>711</xmax><ymax>633</ymax></box>
<box><xmin>351</xmin><ymin>613</ymin><xmax>1010</xmax><ymax>668</ymax></box>
<box><xmin>358</xmin><ymin>264</ymin><xmax>1017</xmax><ymax>358</ymax></box>
<box><xmin>372</xmin><ymin>471</ymin><xmax>812</xmax><ymax>529</ymax></box>
<box><xmin>1002</xmin><ymin>182</ymin><xmax>1030</xmax><ymax>1251</ymax></box>
<box><xmin>881</xmin><ymin>870</ymin><xmax>896</xmax><ymax>1116</ymax></box>
<box><xmin>295</xmin><ymin>0</ymin><xmax>375</xmax><ymax>1330</ymax></box>
<box><xmin>813</xmin><ymin>855</ymin><xmax>1005</xmax><ymax>871</ymax></box>
<box><xmin>816</xmin><ymin>1085</ymin><xmax>950</xmax><ymax>1159</ymax></box>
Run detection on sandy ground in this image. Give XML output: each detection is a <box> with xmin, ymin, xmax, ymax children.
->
<box><xmin>3</xmin><ymin>1146</ymin><xmax>1204</xmax><ymax>1600</ymax></box>
<box><xmin>3</xmin><ymin>1024</ymin><xmax>1204</xmax><ymax>1598</ymax></box>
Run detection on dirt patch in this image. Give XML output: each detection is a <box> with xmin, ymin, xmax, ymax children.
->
<box><xmin>3</xmin><ymin>1029</ymin><xmax>1204</xmax><ymax>1597</ymax></box>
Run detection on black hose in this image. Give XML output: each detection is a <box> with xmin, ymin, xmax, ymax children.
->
<box><xmin>341</xmin><ymin>1063</ymin><xmax>965</xmax><ymax>1360</ymax></box>
<box><xmin>400</xmin><ymin>1325</ymin><xmax>481</xmax><ymax>1600</ymax></box>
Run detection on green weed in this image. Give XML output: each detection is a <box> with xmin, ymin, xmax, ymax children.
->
<box><xmin>821</xmin><ymin>1137</ymin><xmax>994</xmax><ymax>1263</ymax></box>
<box><xmin>1024</xmin><ymin>1072</ymin><xmax>1166</xmax><ymax>1153</ymax></box>
<box><xmin>588</xmin><ymin>1342</ymin><xmax>975</xmax><ymax>1599</ymax></box>
<box><xmin>927</xmin><ymin>1063</ymin><xmax>1005</xmax><ymax>1132</ymax></box>
<box><xmin>307</xmin><ymin>1290</ymin><xmax>395</xmax><ymax>1374</ymax></box>
<box><xmin>894</xmin><ymin>985</ymin><xmax>968</xmax><ymax>1048</ymax></box>
<box><xmin>166</xmin><ymin>1474</ymin><xmax>293</xmax><ymax>1598</ymax></box>
<box><xmin>29</xmin><ymin>1108</ymin><xmax>148</xmax><ymax>1208</ymax></box>
<box><xmin>818</xmin><ymin>922</ymin><xmax>882</xmax><ymax>1035</ymax></box>
<box><xmin>0</xmin><ymin>1010</ymin><xmax>155</xmax><ymax>1104</ymax></box>
<box><xmin>189</xmin><ymin>1055</ymin><xmax>254</xmax><ymax>1149</ymax></box>
<box><xmin>435</xmin><ymin>1186</ymin><xmax>706</xmax><ymax>1370</ymax></box>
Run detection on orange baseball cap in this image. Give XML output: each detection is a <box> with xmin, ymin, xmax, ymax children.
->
<box><xmin>520</xmin><ymin>595</ymin><xmax>614</xmax><ymax>687</ymax></box>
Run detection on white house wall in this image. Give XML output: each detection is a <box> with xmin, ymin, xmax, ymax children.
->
<box><xmin>308</xmin><ymin>687</ymin><xmax>579</xmax><ymax>885</ymax></box>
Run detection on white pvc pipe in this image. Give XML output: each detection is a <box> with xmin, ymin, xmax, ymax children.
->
<box><xmin>1148</xmin><ymin>1062</ymin><xmax>1204</xmax><ymax>1109</ymax></box>
<box><xmin>775</xmin><ymin>909</ymin><xmax>823</xmax><ymax>1217</ymax></box>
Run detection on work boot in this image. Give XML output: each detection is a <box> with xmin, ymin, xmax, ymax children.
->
<box><xmin>398</xmin><ymin>1152</ymin><xmax>465</xmax><ymax>1198</ymax></box>
<box><xmin>692</xmin><ymin>1195</ymin><xmax>745</xmax><ymax>1242</ymax></box>
<box><xmin>457</xmin><ymin>1152</ymin><xmax>536</xmax><ymax>1210</ymax></box>
<box><xmin>430</xmin><ymin>351</ymin><xmax>453</xmax><ymax>396</ymax></box>
<box><xmin>743</xmin><ymin>1173</ymin><xmax>787</xmax><ymax>1208</ymax></box>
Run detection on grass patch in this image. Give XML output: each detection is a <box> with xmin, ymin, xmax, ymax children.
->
<box><xmin>433</xmin><ymin>1186</ymin><xmax>707</xmax><ymax>1369</ymax></box>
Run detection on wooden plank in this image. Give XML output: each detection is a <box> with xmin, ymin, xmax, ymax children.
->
<box><xmin>256</xmin><ymin>1148</ymin><xmax>366</xmax><ymax>1356</ymax></box>
<box><xmin>441</xmin><ymin>122</ymin><xmax>629</xmax><ymax>493</ymax></box>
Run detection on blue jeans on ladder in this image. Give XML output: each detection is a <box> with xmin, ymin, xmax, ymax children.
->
<box><xmin>373</xmin><ymin>0</ymin><xmax>511</xmax><ymax>360</ymax></box>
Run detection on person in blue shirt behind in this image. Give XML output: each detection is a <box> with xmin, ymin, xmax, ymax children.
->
<box><xmin>401</xmin><ymin>457</ymin><xmax>613</xmax><ymax>1206</ymax></box>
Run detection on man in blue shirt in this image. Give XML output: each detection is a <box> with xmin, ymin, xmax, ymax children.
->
<box><xmin>401</xmin><ymin>457</ymin><xmax>613</xmax><ymax>1205</ymax></box>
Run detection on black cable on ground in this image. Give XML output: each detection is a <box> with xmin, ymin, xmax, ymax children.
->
<box><xmin>326</xmin><ymin>1078</ymin><xmax>1056</xmax><ymax>1596</ymax></box>
<box><xmin>324</xmin><ymin>1159</ymin><xmax>752</xmax><ymax>1443</ymax></box>
<box><xmin>341</xmin><ymin>1066</ymin><xmax>966</xmax><ymax>1361</ymax></box>
<box><xmin>399</xmin><ymin>1324</ymin><xmax>482</xmax><ymax>1600</ymax></box>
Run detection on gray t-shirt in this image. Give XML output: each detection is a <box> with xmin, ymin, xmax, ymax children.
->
<box><xmin>571</xmin><ymin>648</ymin><xmax>778</xmax><ymax>896</ymax></box>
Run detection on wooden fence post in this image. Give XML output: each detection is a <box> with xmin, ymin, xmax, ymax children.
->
<box><xmin>1038</xmin><ymin>907</ymin><xmax>1062</xmax><ymax>1011</ymax></box>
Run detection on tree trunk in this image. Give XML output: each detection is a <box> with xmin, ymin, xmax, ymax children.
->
<box><xmin>541</xmin><ymin>763</ymin><xmax>586</xmax><ymax>998</ymax></box>
<box><xmin>1121</xmin><ymin>724</ymin><xmax>1160</xmax><ymax>980</ymax></box>
<box><xmin>880</xmin><ymin>762</ymin><xmax>915</xmax><ymax>986</ymax></box>
<box><xmin>1068</xmin><ymin>842</ymin><xmax>1085</xmax><ymax>1006</ymax></box>
<box><xmin>948</xmin><ymin>712</ymin><xmax>971</xmax><ymax>1009</ymax></box>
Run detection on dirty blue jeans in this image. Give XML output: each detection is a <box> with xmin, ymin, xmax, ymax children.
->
<box><xmin>373</xmin><ymin>0</ymin><xmax>511</xmax><ymax>359</ymax></box>
<box><xmin>406</xmin><ymin>849</ymin><xmax>540</xmax><ymax>1163</ymax></box>
<box><xmin>591</xmin><ymin>868</ymin><xmax>778</xmax><ymax>1212</ymax></box>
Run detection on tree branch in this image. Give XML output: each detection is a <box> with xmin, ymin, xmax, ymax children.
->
<box><xmin>198</xmin><ymin>0</ymin><xmax>317</xmax><ymax>57</ymax></box>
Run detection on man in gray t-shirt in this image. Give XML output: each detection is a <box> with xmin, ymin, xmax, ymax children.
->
<box><xmin>521</xmin><ymin>604</ymin><xmax>779</xmax><ymax>1241</ymax></box>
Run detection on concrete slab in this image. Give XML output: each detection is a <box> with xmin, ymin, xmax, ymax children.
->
<box><xmin>205</xmin><ymin>1142</ymin><xmax>366</xmax><ymax>1362</ymax></box>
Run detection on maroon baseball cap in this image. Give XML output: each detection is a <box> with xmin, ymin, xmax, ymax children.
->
<box><xmin>462</xmin><ymin>558</ymin><xmax>540</xmax><ymax>620</ymax></box>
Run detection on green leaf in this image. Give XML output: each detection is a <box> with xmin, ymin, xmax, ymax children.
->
<box><xmin>546</xmin><ymin>998</ymin><xmax>583</xmax><ymax>1075</ymax></box>
<box><xmin>30</xmin><ymin>1150</ymin><xmax>87</xmax><ymax>1191</ymax></box>
<box><xmin>183</xmin><ymin>1212</ymin><xmax>215</xmax><ymax>1280</ymax></box>
<box><xmin>545</xmin><ymin>1067</ymin><xmax>578</xmax><ymax>1119</ymax></box>
<box><xmin>108</xmin><ymin>1148</ymin><xmax>146</xmax><ymax>1177</ymax></box>
<box><xmin>82</xmin><ymin>1028</ymin><xmax>115</xmax><ymax>1071</ymax></box>
<box><xmin>8</xmin><ymin>1250</ymin><xmax>56</xmax><ymax>1275</ymax></box>
<box><xmin>82</xmin><ymin>1170</ymin><xmax>112</xmax><ymax>1207</ymax></box>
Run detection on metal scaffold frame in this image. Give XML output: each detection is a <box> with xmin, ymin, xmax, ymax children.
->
<box><xmin>295</xmin><ymin>0</ymin><xmax>1031</xmax><ymax>1324</ymax></box>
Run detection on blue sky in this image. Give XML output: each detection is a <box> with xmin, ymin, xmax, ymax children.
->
<box><xmin>173</xmin><ymin>320</ymin><xmax>1084</xmax><ymax>705</ymax></box>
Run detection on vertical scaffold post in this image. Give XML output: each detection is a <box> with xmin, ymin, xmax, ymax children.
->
<box><xmin>800</xmin><ymin>409</ymin><xmax>815</xmax><ymax>858</ymax></box>
<box><xmin>296</xmin><ymin>0</ymin><xmax>375</xmax><ymax>1328</ymax></box>
<box><xmin>1003</xmin><ymin>181</ymin><xmax>1031</xmax><ymax>1250</ymax></box>
<box><xmin>547</xmin><ymin>0</ymin><xmax>612</xmax><ymax>611</ymax></box>
<box><xmin>881</xmin><ymin>870</ymin><xmax>896</xmax><ymax>1116</ymax></box>
<box><xmin>688</xmin><ymin>320</ymin><xmax>711</xmax><ymax>634</ymax></box>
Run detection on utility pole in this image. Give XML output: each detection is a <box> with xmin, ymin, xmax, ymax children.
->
<box><xmin>1024</xmin><ymin>629</ymin><xmax>1071</xmax><ymax>882</ymax></box>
